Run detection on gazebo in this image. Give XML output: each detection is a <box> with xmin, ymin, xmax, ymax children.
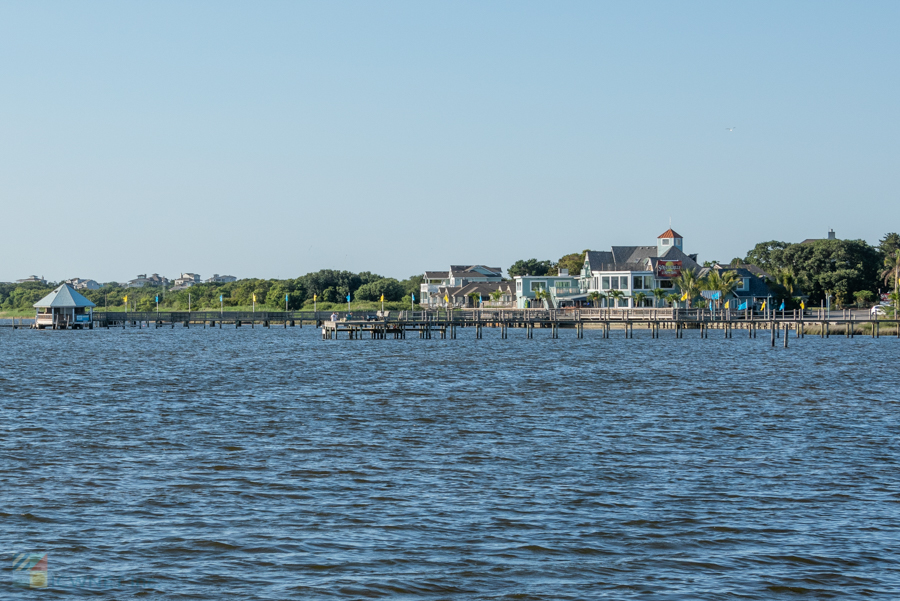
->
<box><xmin>33</xmin><ymin>283</ymin><xmax>96</xmax><ymax>330</ymax></box>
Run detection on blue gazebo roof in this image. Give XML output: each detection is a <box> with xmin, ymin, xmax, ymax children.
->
<box><xmin>33</xmin><ymin>284</ymin><xmax>96</xmax><ymax>308</ymax></box>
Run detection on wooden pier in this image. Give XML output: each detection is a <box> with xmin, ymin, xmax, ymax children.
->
<box><xmin>8</xmin><ymin>307</ymin><xmax>894</xmax><ymax>345</ymax></box>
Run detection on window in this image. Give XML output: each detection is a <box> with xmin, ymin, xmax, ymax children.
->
<box><xmin>662</xmin><ymin>239</ymin><xmax>670</xmax><ymax>245</ymax></box>
<box><xmin>736</xmin><ymin>278</ymin><xmax>749</xmax><ymax>291</ymax></box>
<box><xmin>610</xmin><ymin>276</ymin><xmax>620</xmax><ymax>290</ymax></box>
<box><xmin>617</xmin><ymin>297</ymin><xmax>629</xmax><ymax>307</ymax></box>
<box><xmin>633</xmin><ymin>275</ymin><xmax>652</xmax><ymax>290</ymax></box>
<box><xmin>602</xmin><ymin>276</ymin><xmax>610</xmax><ymax>290</ymax></box>
<box><xmin>530</xmin><ymin>281</ymin><xmax>546</xmax><ymax>292</ymax></box>
<box><xmin>660</xmin><ymin>280</ymin><xmax>674</xmax><ymax>289</ymax></box>
<box><xmin>554</xmin><ymin>280</ymin><xmax>571</xmax><ymax>289</ymax></box>
<box><xmin>516</xmin><ymin>281</ymin><xmax>522</xmax><ymax>291</ymax></box>
<box><xmin>620</xmin><ymin>276</ymin><xmax>629</xmax><ymax>290</ymax></box>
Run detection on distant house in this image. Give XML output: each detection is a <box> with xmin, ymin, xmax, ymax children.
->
<box><xmin>420</xmin><ymin>265</ymin><xmax>503</xmax><ymax>306</ymax></box>
<box><xmin>802</xmin><ymin>229</ymin><xmax>838</xmax><ymax>245</ymax></box>
<box><xmin>127</xmin><ymin>273</ymin><xmax>169</xmax><ymax>288</ymax></box>
<box><xmin>170</xmin><ymin>273</ymin><xmax>201</xmax><ymax>291</ymax></box>
<box><xmin>16</xmin><ymin>275</ymin><xmax>46</xmax><ymax>285</ymax></box>
<box><xmin>205</xmin><ymin>274</ymin><xmax>237</xmax><ymax>284</ymax></box>
<box><xmin>64</xmin><ymin>278</ymin><xmax>101</xmax><ymax>291</ymax></box>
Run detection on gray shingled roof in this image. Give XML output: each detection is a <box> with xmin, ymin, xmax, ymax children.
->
<box><xmin>33</xmin><ymin>283</ymin><xmax>96</xmax><ymax>308</ymax></box>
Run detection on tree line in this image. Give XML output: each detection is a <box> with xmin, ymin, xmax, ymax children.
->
<box><xmin>0</xmin><ymin>271</ymin><xmax>425</xmax><ymax>311</ymax></box>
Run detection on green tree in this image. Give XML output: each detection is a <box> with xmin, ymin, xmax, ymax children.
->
<box><xmin>633</xmin><ymin>291</ymin><xmax>647</xmax><ymax>307</ymax></box>
<box><xmin>556</xmin><ymin>251</ymin><xmax>589</xmax><ymax>276</ymax></box>
<box><xmin>744</xmin><ymin>241</ymin><xmax>791</xmax><ymax>272</ymax></box>
<box><xmin>587</xmin><ymin>291</ymin><xmax>604</xmax><ymax>308</ymax></box>
<box><xmin>854</xmin><ymin>290</ymin><xmax>875</xmax><ymax>307</ymax></box>
<box><xmin>355</xmin><ymin>278</ymin><xmax>404</xmax><ymax>302</ymax></box>
<box><xmin>651</xmin><ymin>287</ymin><xmax>667</xmax><ymax>308</ymax></box>
<box><xmin>879</xmin><ymin>232</ymin><xmax>900</xmax><ymax>257</ymax></box>
<box><xmin>508</xmin><ymin>259</ymin><xmax>553</xmax><ymax>277</ymax></box>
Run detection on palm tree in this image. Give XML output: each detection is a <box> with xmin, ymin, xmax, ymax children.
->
<box><xmin>633</xmin><ymin>292</ymin><xmax>647</xmax><ymax>308</ymax></box>
<box><xmin>651</xmin><ymin>287</ymin><xmax>666</xmax><ymax>308</ymax></box>
<box><xmin>587</xmin><ymin>291</ymin><xmax>604</xmax><ymax>308</ymax></box>
<box><xmin>532</xmin><ymin>287</ymin><xmax>551</xmax><ymax>308</ymax></box>
<box><xmin>608</xmin><ymin>289</ymin><xmax>625</xmax><ymax>308</ymax></box>
<box><xmin>701</xmin><ymin>269</ymin><xmax>740</xmax><ymax>308</ymax></box>
<box><xmin>489</xmin><ymin>289</ymin><xmax>504</xmax><ymax>304</ymax></box>
<box><xmin>775</xmin><ymin>268</ymin><xmax>797</xmax><ymax>296</ymax></box>
<box><xmin>672</xmin><ymin>268</ymin><xmax>701</xmax><ymax>308</ymax></box>
<box><xmin>881</xmin><ymin>249</ymin><xmax>900</xmax><ymax>303</ymax></box>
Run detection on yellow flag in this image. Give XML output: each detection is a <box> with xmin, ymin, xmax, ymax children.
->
<box><xmin>681</xmin><ymin>292</ymin><xmax>688</xmax><ymax>301</ymax></box>
<box><xmin>761</xmin><ymin>301</ymin><xmax>766</xmax><ymax>310</ymax></box>
<box><xmin>253</xmin><ymin>294</ymin><xmax>256</xmax><ymax>302</ymax></box>
<box><xmin>380</xmin><ymin>294</ymin><xmax>384</xmax><ymax>302</ymax></box>
<box><xmin>313</xmin><ymin>294</ymin><xmax>317</xmax><ymax>301</ymax></box>
<box><xmin>800</xmin><ymin>301</ymin><xmax>805</xmax><ymax>309</ymax></box>
<box><xmin>724</xmin><ymin>300</ymin><xmax>730</xmax><ymax>309</ymax></box>
<box><xmin>444</xmin><ymin>294</ymin><xmax>449</xmax><ymax>302</ymax></box>
<box><xmin>123</xmin><ymin>295</ymin><xmax>127</xmax><ymax>303</ymax></box>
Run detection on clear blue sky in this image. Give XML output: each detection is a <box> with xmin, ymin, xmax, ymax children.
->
<box><xmin>2</xmin><ymin>1</ymin><xmax>898</xmax><ymax>282</ymax></box>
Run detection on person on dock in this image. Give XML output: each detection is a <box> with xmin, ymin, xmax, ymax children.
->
<box><xmin>330</xmin><ymin>312</ymin><xmax>338</xmax><ymax>322</ymax></box>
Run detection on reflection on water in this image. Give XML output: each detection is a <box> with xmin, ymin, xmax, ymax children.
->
<box><xmin>1</xmin><ymin>327</ymin><xmax>898</xmax><ymax>599</ymax></box>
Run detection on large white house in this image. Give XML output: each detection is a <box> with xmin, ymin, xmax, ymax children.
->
<box><xmin>580</xmin><ymin>229</ymin><xmax>701</xmax><ymax>307</ymax></box>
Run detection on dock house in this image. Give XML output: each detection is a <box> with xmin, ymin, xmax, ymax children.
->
<box><xmin>32</xmin><ymin>283</ymin><xmax>96</xmax><ymax>329</ymax></box>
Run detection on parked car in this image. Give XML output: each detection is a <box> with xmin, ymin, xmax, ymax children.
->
<box><xmin>871</xmin><ymin>305</ymin><xmax>887</xmax><ymax>316</ymax></box>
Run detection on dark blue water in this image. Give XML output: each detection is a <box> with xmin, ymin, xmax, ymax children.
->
<box><xmin>2</xmin><ymin>326</ymin><xmax>898</xmax><ymax>599</ymax></box>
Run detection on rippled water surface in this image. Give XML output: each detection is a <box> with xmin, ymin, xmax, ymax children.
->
<box><xmin>1</xmin><ymin>325</ymin><xmax>899</xmax><ymax>599</ymax></box>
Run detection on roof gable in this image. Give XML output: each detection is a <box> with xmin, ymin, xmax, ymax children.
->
<box><xmin>657</xmin><ymin>228</ymin><xmax>683</xmax><ymax>239</ymax></box>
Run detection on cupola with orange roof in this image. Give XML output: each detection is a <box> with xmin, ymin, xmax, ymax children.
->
<box><xmin>657</xmin><ymin>228</ymin><xmax>683</xmax><ymax>256</ymax></box>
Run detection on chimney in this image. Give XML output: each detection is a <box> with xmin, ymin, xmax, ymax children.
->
<box><xmin>828</xmin><ymin>229</ymin><xmax>836</xmax><ymax>240</ymax></box>
<box><xmin>559</xmin><ymin>268</ymin><xmax>569</xmax><ymax>276</ymax></box>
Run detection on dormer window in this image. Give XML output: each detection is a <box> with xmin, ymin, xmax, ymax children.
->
<box><xmin>662</xmin><ymin>239</ymin><xmax>670</xmax><ymax>245</ymax></box>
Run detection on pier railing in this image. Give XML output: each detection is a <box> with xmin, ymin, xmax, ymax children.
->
<box><xmin>89</xmin><ymin>307</ymin><xmax>887</xmax><ymax>325</ymax></box>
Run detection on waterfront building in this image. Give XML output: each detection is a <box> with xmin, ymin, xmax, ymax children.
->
<box><xmin>514</xmin><ymin>270</ymin><xmax>581</xmax><ymax>308</ymax></box>
<box><xmin>420</xmin><ymin>265</ymin><xmax>503</xmax><ymax>307</ymax></box>
<box><xmin>580</xmin><ymin>229</ymin><xmax>701</xmax><ymax>308</ymax></box>
<box><xmin>32</xmin><ymin>283</ymin><xmax>95</xmax><ymax>330</ymax></box>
